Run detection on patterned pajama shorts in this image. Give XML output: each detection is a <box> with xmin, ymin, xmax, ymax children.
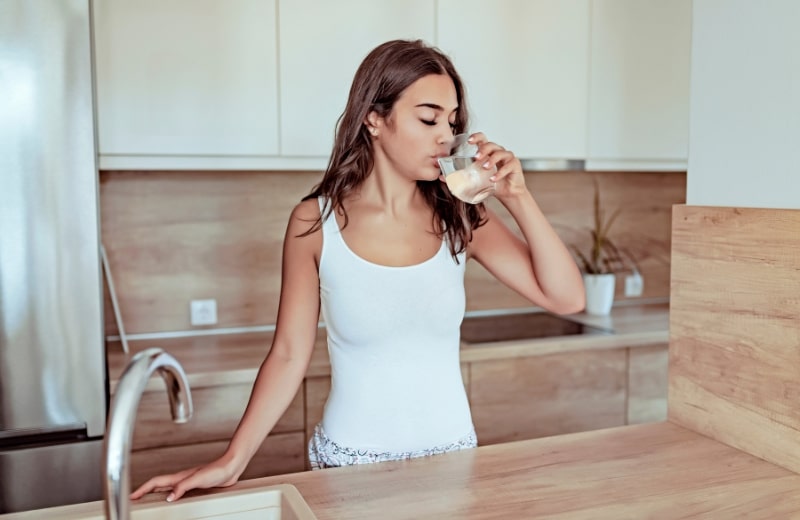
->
<box><xmin>307</xmin><ymin>423</ymin><xmax>478</xmax><ymax>470</ymax></box>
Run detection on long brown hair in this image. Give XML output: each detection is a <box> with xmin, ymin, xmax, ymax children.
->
<box><xmin>301</xmin><ymin>39</ymin><xmax>487</xmax><ymax>259</ymax></box>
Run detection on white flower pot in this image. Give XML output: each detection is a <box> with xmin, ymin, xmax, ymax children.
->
<box><xmin>583</xmin><ymin>273</ymin><xmax>616</xmax><ymax>316</ymax></box>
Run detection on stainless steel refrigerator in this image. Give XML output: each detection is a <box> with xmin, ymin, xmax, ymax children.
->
<box><xmin>0</xmin><ymin>0</ymin><xmax>107</xmax><ymax>513</ymax></box>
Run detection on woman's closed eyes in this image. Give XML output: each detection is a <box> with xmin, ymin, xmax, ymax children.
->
<box><xmin>420</xmin><ymin>119</ymin><xmax>456</xmax><ymax>131</ymax></box>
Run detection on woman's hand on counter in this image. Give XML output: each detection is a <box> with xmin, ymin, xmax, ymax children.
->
<box><xmin>130</xmin><ymin>457</ymin><xmax>240</xmax><ymax>502</ymax></box>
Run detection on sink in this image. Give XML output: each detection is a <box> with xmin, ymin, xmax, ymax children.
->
<box><xmin>460</xmin><ymin>311</ymin><xmax>612</xmax><ymax>343</ymax></box>
<box><xmin>6</xmin><ymin>485</ymin><xmax>317</xmax><ymax>520</ymax></box>
<box><xmin>101</xmin><ymin>485</ymin><xmax>317</xmax><ymax>520</ymax></box>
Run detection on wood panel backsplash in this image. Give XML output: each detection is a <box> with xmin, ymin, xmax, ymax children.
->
<box><xmin>668</xmin><ymin>205</ymin><xmax>800</xmax><ymax>474</ymax></box>
<box><xmin>100</xmin><ymin>170</ymin><xmax>685</xmax><ymax>335</ymax></box>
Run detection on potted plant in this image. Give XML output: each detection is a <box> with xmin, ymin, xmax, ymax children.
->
<box><xmin>571</xmin><ymin>178</ymin><xmax>627</xmax><ymax>315</ymax></box>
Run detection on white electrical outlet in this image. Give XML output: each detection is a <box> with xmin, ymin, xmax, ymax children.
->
<box><xmin>190</xmin><ymin>299</ymin><xmax>217</xmax><ymax>326</ymax></box>
<box><xmin>624</xmin><ymin>272</ymin><xmax>644</xmax><ymax>297</ymax></box>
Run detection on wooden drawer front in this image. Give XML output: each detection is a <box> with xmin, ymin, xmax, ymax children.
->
<box><xmin>470</xmin><ymin>349</ymin><xmax>628</xmax><ymax>445</ymax></box>
<box><xmin>130</xmin><ymin>431</ymin><xmax>306</xmax><ymax>489</ymax></box>
<box><xmin>627</xmin><ymin>344</ymin><xmax>669</xmax><ymax>424</ymax></box>
<box><xmin>132</xmin><ymin>383</ymin><xmax>304</xmax><ymax>450</ymax></box>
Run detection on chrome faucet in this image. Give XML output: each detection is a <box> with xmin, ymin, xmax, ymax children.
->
<box><xmin>103</xmin><ymin>347</ymin><xmax>193</xmax><ymax>520</ymax></box>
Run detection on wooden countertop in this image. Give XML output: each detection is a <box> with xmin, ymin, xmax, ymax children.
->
<box><xmin>230</xmin><ymin>421</ymin><xmax>800</xmax><ymax>519</ymax></box>
<box><xmin>14</xmin><ymin>421</ymin><xmax>800</xmax><ymax>519</ymax></box>
<box><xmin>107</xmin><ymin>301</ymin><xmax>669</xmax><ymax>392</ymax></box>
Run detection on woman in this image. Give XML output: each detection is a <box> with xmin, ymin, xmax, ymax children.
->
<box><xmin>132</xmin><ymin>39</ymin><xmax>584</xmax><ymax>502</ymax></box>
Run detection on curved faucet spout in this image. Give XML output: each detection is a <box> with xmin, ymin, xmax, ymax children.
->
<box><xmin>104</xmin><ymin>347</ymin><xmax>193</xmax><ymax>520</ymax></box>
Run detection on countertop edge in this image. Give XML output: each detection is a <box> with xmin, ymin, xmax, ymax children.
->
<box><xmin>115</xmin><ymin>329</ymin><xmax>669</xmax><ymax>393</ymax></box>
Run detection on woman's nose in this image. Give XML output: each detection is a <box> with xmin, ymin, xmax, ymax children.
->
<box><xmin>438</xmin><ymin>128</ymin><xmax>455</xmax><ymax>146</ymax></box>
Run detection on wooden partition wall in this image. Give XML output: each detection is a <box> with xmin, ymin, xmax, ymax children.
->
<box><xmin>100</xmin><ymin>170</ymin><xmax>685</xmax><ymax>334</ymax></box>
<box><xmin>669</xmin><ymin>205</ymin><xmax>800</xmax><ymax>473</ymax></box>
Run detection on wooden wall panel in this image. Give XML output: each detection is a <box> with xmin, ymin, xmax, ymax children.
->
<box><xmin>669</xmin><ymin>205</ymin><xmax>800</xmax><ymax>473</ymax></box>
<box><xmin>100</xmin><ymin>170</ymin><xmax>684</xmax><ymax>334</ymax></box>
<box><xmin>100</xmin><ymin>170</ymin><xmax>321</xmax><ymax>335</ymax></box>
<box><xmin>470</xmin><ymin>171</ymin><xmax>684</xmax><ymax>310</ymax></box>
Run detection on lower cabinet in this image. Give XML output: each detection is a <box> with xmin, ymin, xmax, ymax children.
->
<box><xmin>127</xmin><ymin>343</ymin><xmax>668</xmax><ymax>484</ymax></box>
<box><xmin>129</xmin><ymin>382</ymin><xmax>306</xmax><ymax>488</ymax></box>
<box><xmin>469</xmin><ymin>343</ymin><xmax>669</xmax><ymax>446</ymax></box>
<box><xmin>130</xmin><ymin>432</ymin><xmax>305</xmax><ymax>488</ymax></box>
<box><xmin>470</xmin><ymin>349</ymin><xmax>629</xmax><ymax>444</ymax></box>
<box><xmin>627</xmin><ymin>343</ymin><xmax>669</xmax><ymax>424</ymax></box>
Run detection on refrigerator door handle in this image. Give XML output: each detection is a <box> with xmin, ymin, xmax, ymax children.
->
<box><xmin>0</xmin><ymin>423</ymin><xmax>88</xmax><ymax>448</ymax></box>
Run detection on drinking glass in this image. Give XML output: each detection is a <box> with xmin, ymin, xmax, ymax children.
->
<box><xmin>437</xmin><ymin>134</ymin><xmax>496</xmax><ymax>204</ymax></box>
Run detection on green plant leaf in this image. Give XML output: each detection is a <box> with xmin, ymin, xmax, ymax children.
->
<box><xmin>569</xmin><ymin>176</ymin><xmax>630</xmax><ymax>275</ymax></box>
<box><xmin>601</xmin><ymin>208</ymin><xmax>621</xmax><ymax>240</ymax></box>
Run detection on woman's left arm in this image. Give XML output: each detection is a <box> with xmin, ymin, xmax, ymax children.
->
<box><xmin>466</xmin><ymin>133</ymin><xmax>585</xmax><ymax>315</ymax></box>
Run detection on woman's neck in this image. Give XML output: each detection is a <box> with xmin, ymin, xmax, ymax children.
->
<box><xmin>357</xmin><ymin>159</ymin><xmax>424</xmax><ymax>217</ymax></box>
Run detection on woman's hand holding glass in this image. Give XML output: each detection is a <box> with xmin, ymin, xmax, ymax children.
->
<box><xmin>467</xmin><ymin>132</ymin><xmax>527</xmax><ymax>201</ymax></box>
<box><xmin>437</xmin><ymin>132</ymin><xmax>526</xmax><ymax>204</ymax></box>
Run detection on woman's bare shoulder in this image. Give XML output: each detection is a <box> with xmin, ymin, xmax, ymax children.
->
<box><xmin>287</xmin><ymin>197</ymin><xmax>323</xmax><ymax>235</ymax></box>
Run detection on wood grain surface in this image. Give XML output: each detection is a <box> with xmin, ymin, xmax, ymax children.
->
<box><xmin>106</xmin><ymin>303</ymin><xmax>669</xmax><ymax>394</ymax></box>
<box><xmin>131</xmin><ymin>384</ymin><xmax>303</xmax><ymax>450</ymax></box>
<box><xmin>627</xmin><ymin>343</ymin><xmax>669</xmax><ymax>424</ymax></box>
<box><xmin>129</xmin><ymin>431</ymin><xmax>306</xmax><ymax>489</ymax></box>
<box><xmin>470</xmin><ymin>349</ymin><xmax>628</xmax><ymax>443</ymax></box>
<box><xmin>99</xmin><ymin>170</ymin><xmax>317</xmax><ymax>335</ymax></box>
<box><xmin>174</xmin><ymin>422</ymin><xmax>800</xmax><ymax>519</ymax></box>
<box><xmin>12</xmin><ymin>422</ymin><xmax>800</xmax><ymax>519</ymax></box>
<box><xmin>669</xmin><ymin>205</ymin><xmax>800</xmax><ymax>473</ymax></box>
<box><xmin>99</xmin><ymin>170</ymin><xmax>684</xmax><ymax>334</ymax></box>
<box><xmin>471</xmin><ymin>171</ymin><xmax>684</xmax><ymax>310</ymax></box>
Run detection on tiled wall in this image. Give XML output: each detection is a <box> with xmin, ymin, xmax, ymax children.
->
<box><xmin>100</xmin><ymin>170</ymin><xmax>685</xmax><ymax>335</ymax></box>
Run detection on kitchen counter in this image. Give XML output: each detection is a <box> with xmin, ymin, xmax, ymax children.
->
<box><xmin>11</xmin><ymin>421</ymin><xmax>800</xmax><ymax>519</ymax></box>
<box><xmin>230</xmin><ymin>421</ymin><xmax>800</xmax><ymax>519</ymax></box>
<box><xmin>106</xmin><ymin>301</ymin><xmax>669</xmax><ymax>392</ymax></box>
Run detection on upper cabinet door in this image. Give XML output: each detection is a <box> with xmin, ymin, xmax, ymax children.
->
<box><xmin>278</xmin><ymin>1</ymin><xmax>435</xmax><ymax>158</ymax></box>
<box><xmin>93</xmin><ymin>0</ymin><xmax>279</xmax><ymax>162</ymax></box>
<box><xmin>587</xmin><ymin>0</ymin><xmax>692</xmax><ymax>171</ymax></box>
<box><xmin>437</xmin><ymin>0</ymin><xmax>590</xmax><ymax>161</ymax></box>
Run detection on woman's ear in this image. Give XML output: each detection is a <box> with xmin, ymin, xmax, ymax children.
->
<box><xmin>364</xmin><ymin>111</ymin><xmax>380</xmax><ymax>137</ymax></box>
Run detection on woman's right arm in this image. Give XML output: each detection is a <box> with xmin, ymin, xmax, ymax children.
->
<box><xmin>130</xmin><ymin>199</ymin><xmax>323</xmax><ymax>502</ymax></box>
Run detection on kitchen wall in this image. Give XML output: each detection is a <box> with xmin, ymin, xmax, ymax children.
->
<box><xmin>100</xmin><ymin>170</ymin><xmax>685</xmax><ymax>336</ymax></box>
<box><xmin>686</xmin><ymin>0</ymin><xmax>799</xmax><ymax>210</ymax></box>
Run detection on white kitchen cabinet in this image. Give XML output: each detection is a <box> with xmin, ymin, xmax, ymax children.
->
<box><xmin>437</xmin><ymin>0</ymin><xmax>590</xmax><ymax>161</ymax></box>
<box><xmin>92</xmin><ymin>1</ymin><xmax>692</xmax><ymax>172</ymax></box>
<box><xmin>587</xmin><ymin>0</ymin><xmax>692</xmax><ymax>171</ymax></box>
<box><xmin>93</xmin><ymin>0</ymin><xmax>280</xmax><ymax>169</ymax></box>
<box><xmin>278</xmin><ymin>0</ymin><xmax>435</xmax><ymax>158</ymax></box>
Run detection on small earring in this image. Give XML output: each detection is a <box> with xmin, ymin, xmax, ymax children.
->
<box><xmin>369</xmin><ymin>128</ymin><xmax>377</xmax><ymax>136</ymax></box>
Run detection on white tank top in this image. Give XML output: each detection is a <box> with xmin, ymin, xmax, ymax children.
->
<box><xmin>317</xmin><ymin>197</ymin><xmax>474</xmax><ymax>452</ymax></box>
